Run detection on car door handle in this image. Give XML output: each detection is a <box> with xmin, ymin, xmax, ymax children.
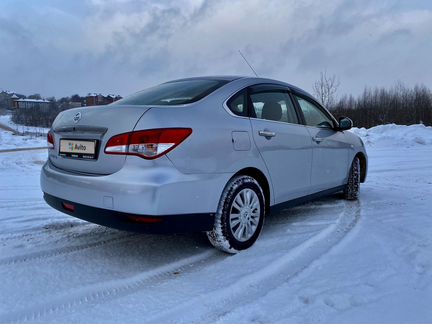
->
<box><xmin>258</xmin><ymin>130</ymin><xmax>276</xmax><ymax>138</ymax></box>
<box><xmin>312</xmin><ymin>136</ymin><xmax>324</xmax><ymax>143</ymax></box>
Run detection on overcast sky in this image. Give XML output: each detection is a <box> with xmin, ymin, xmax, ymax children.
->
<box><xmin>0</xmin><ymin>0</ymin><xmax>431</xmax><ymax>98</ymax></box>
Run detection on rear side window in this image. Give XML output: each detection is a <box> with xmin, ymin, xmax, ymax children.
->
<box><xmin>227</xmin><ymin>90</ymin><xmax>247</xmax><ymax>116</ymax></box>
<box><xmin>250</xmin><ymin>91</ymin><xmax>299</xmax><ymax>124</ymax></box>
<box><xmin>113</xmin><ymin>79</ymin><xmax>229</xmax><ymax>106</ymax></box>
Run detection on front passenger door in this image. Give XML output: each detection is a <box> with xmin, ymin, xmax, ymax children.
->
<box><xmin>294</xmin><ymin>95</ymin><xmax>350</xmax><ymax>192</ymax></box>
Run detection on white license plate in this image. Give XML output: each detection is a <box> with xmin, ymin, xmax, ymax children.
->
<box><xmin>59</xmin><ymin>139</ymin><xmax>97</xmax><ymax>159</ymax></box>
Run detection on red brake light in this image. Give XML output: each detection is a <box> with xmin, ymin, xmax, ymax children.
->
<box><xmin>47</xmin><ymin>131</ymin><xmax>54</xmax><ymax>149</ymax></box>
<box><xmin>105</xmin><ymin>128</ymin><xmax>192</xmax><ymax>159</ymax></box>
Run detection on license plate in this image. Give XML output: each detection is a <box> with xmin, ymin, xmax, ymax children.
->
<box><xmin>59</xmin><ymin>139</ymin><xmax>97</xmax><ymax>159</ymax></box>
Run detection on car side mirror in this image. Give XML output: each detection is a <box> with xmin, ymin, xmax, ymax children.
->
<box><xmin>338</xmin><ymin>117</ymin><xmax>353</xmax><ymax>131</ymax></box>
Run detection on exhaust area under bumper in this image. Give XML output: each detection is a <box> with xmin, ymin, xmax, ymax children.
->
<box><xmin>44</xmin><ymin>193</ymin><xmax>215</xmax><ymax>234</ymax></box>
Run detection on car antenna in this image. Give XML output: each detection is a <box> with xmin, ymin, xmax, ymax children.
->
<box><xmin>238</xmin><ymin>50</ymin><xmax>259</xmax><ymax>77</ymax></box>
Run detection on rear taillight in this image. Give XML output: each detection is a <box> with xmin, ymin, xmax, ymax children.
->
<box><xmin>104</xmin><ymin>128</ymin><xmax>192</xmax><ymax>159</ymax></box>
<box><xmin>47</xmin><ymin>131</ymin><xmax>54</xmax><ymax>149</ymax></box>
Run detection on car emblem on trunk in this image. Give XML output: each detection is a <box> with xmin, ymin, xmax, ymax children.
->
<box><xmin>73</xmin><ymin>112</ymin><xmax>82</xmax><ymax>123</ymax></box>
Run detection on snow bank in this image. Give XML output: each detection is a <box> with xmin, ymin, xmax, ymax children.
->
<box><xmin>0</xmin><ymin>114</ymin><xmax>48</xmax><ymax>150</ymax></box>
<box><xmin>350</xmin><ymin>123</ymin><xmax>432</xmax><ymax>147</ymax></box>
<box><xmin>0</xmin><ymin>114</ymin><xmax>49</xmax><ymax>135</ymax></box>
<box><xmin>0</xmin><ymin>131</ymin><xmax>46</xmax><ymax>150</ymax></box>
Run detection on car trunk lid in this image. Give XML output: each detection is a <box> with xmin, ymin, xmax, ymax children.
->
<box><xmin>49</xmin><ymin>105</ymin><xmax>151</xmax><ymax>175</ymax></box>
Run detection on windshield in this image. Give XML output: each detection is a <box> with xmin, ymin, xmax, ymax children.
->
<box><xmin>113</xmin><ymin>79</ymin><xmax>229</xmax><ymax>106</ymax></box>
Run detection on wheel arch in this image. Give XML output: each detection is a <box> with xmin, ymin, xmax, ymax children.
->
<box><xmin>232</xmin><ymin>167</ymin><xmax>271</xmax><ymax>214</ymax></box>
<box><xmin>355</xmin><ymin>152</ymin><xmax>367</xmax><ymax>183</ymax></box>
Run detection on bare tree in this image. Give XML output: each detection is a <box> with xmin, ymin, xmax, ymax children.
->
<box><xmin>313</xmin><ymin>71</ymin><xmax>340</xmax><ymax>109</ymax></box>
<box><xmin>27</xmin><ymin>93</ymin><xmax>42</xmax><ymax>100</ymax></box>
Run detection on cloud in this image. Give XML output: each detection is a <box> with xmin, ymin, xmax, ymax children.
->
<box><xmin>0</xmin><ymin>0</ymin><xmax>431</xmax><ymax>98</ymax></box>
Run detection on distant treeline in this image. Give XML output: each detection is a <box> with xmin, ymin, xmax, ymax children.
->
<box><xmin>330</xmin><ymin>83</ymin><xmax>432</xmax><ymax>128</ymax></box>
<box><xmin>12</xmin><ymin>103</ymin><xmax>67</xmax><ymax>128</ymax></box>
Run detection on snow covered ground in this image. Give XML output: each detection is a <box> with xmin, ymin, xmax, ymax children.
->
<box><xmin>0</xmin><ymin>115</ymin><xmax>47</xmax><ymax>150</ymax></box>
<box><xmin>0</xmin><ymin>114</ymin><xmax>49</xmax><ymax>136</ymax></box>
<box><xmin>0</xmin><ymin>131</ymin><xmax>46</xmax><ymax>151</ymax></box>
<box><xmin>0</xmin><ymin>124</ymin><xmax>431</xmax><ymax>323</ymax></box>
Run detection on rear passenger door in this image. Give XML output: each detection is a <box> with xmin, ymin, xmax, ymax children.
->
<box><xmin>248</xmin><ymin>85</ymin><xmax>313</xmax><ymax>203</ymax></box>
<box><xmin>293</xmin><ymin>94</ymin><xmax>350</xmax><ymax>192</ymax></box>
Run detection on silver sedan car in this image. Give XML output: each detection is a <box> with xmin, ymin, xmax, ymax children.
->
<box><xmin>41</xmin><ymin>76</ymin><xmax>367</xmax><ymax>253</ymax></box>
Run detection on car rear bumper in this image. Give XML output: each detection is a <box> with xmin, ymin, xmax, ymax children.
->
<box><xmin>44</xmin><ymin>193</ymin><xmax>214</xmax><ymax>233</ymax></box>
<box><xmin>41</xmin><ymin>157</ymin><xmax>231</xmax><ymax>216</ymax></box>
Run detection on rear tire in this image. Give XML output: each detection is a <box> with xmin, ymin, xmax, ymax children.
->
<box><xmin>207</xmin><ymin>175</ymin><xmax>265</xmax><ymax>254</ymax></box>
<box><xmin>344</xmin><ymin>157</ymin><xmax>360</xmax><ymax>200</ymax></box>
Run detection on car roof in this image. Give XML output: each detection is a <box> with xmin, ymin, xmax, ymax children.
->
<box><xmin>166</xmin><ymin>76</ymin><xmax>245</xmax><ymax>83</ymax></box>
<box><xmin>234</xmin><ymin>76</ymin><xmax>315</xmax><ymax>100</ymax></box>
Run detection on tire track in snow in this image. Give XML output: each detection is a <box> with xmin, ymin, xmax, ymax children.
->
<box><xmin>1</xmin><ymin>250</ymin><xmax>219</xmax><ymax>323</ymax></box>
<box><xmin>1</xmin><ymin>200</ymin><xmax>359</xmax><ymax>323</ymax></box>
<box><xmin>146</xmin><ymin>201</ymin><xmax>361</xmax><ymax>323</ymax></box>
<box><xmin>0</xmin><ymin>221</ymin><xmax>93</xmax><ymax>243</ymax></box>
<box><xmin>0</xmin><ymin>199</ymin><xmax>46</xmax><ymax>208</ymax></box>
<box><xmin>0</xmin><ymin>233</ymin><xmax>137</xmax><ymax>267</ymax></box>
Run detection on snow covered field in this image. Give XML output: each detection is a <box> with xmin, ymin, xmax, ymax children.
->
<box><xmin>0</xmin><ymin>114</ymin><xmax>49</xmax><ymax>136</ymax></box>
<box><xmin>0</xmin><ymin>124</ymin><xmax>431</xmax><ymax>323</ymax></box>
<box><xmin>0</xmin><ymin>115</ymin><xmax>47</xmax><ymax>150</ymax></box>
<box><xmin>0</xmin><ymin>131</ymin><xmax>46</xmax><ymax>151</ymax></box>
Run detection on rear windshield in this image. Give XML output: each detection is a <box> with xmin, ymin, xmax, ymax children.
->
<box><xmin>112</xmin><ymin>79</ymin><xmax>229</xmax><ymax>106</ymax></box>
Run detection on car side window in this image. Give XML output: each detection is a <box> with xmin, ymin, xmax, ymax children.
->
<box><xmin>249</xmin><ymin>91</ymin><xmax>299</xmax><ymax>124</ymax></box>
<box><xmin>294</xmin><ymin>95</ymin><xmax>334</xmax><ymax>128</ymax></box>
<box><xmin>227</xmin><ymin>90</ymin><xmax>247</xmax><ymax>117</ymax></box>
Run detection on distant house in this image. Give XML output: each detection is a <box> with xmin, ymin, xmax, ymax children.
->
<box><xmin>0</xmin><ymin>91</ymin><xmax>23</xmax><ymax>109</ymax></box>
<box><xmin>14</xmin><ymin>98</ymin><xmax>51</xmax><ymax>110</ymax></box>
<box><xmin>86</xmin><ymin>93</ymin><xmax>122</xmax><ymax>106</ymax></box>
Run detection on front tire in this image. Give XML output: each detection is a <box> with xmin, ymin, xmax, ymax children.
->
<box><xmin>344</xmin><ymin>157</ymin><xmax>360</xmax><ymax>200</ymax></box>
<box><xmin>207</xmin><ymin>175</ymin><xmax>265</xmax><ymax>254</ymax></box>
